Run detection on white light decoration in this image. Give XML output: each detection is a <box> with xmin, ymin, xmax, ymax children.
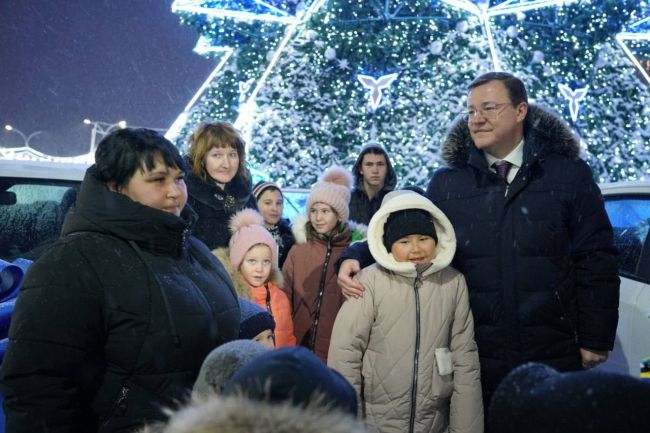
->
<box><xmin>616</xmin><ymin>16</ymin><xmax>650</xmax><ymax>85</ymax></box>
<box><xmin>558</xmin><ymin>84</ymin><xmax>588</xmax><ymax>122</ymax></box>
<box><xmin>170</xmin><ymin>0</ymin><xmax>327</xmax><ymax>138</ymax></box>
<box><xmin>238</xmin><ymin>78</ymin><xmax>255</xmax><ymax>103</ymax></box>
<box><xmin>171</xmin><ymin>0</ymin><xmax>295</xmax><ymax>23</ymax></box>
<box><xmin>357</xmin><ymin>73</ymin><xmax>399</xmax><ymax>111</ymax></box>
<box><xmin>441</xmin><ymin>0</ymin><xmax>580</xmax><ymax>70</ymax></box>
<box><xmin>165</xmin><ymin>36</ymin><xmax>234</xmax><ymax>142</ymax></box>
<box><xmin>234</xmin><ymin>0</ymin><xmax>328</xmax><ymax>130</ymax></box>
<box><xmin>171</xmin><ymin>0</ymin><xmax>650</xmax><ymax>185</ymax></box>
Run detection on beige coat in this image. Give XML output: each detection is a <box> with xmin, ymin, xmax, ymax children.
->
<box><xmin>328</xmin><ymin>191</ymin><xmax>483</xmax><ymax>433</ymax></box>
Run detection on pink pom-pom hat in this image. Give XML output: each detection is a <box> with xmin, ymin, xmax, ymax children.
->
<box><xmin>229</xmin><ymin>209</ymin><xmax>278</xmax><ymax>270</ymax></box>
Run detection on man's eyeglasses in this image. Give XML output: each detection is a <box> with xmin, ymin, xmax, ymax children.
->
<box><xmin>465</xmin><ymin>102</ymin><xmax>512</xmax><ymax>120</ymax></box>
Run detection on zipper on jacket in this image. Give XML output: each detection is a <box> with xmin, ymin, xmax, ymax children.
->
<box><xmin>408</xmin><ymin>270</ymin><xmax>423</xmax><ymax>433</ymax></box>
<box><xmin>554</xmin><ymin>290</ymin><xmax>578</xmax><ymax>343</ymax></box>
<box><xmin>99</xmin><ymin>384</ymin><xmax>130</xmax><ymax>428</ymax></box>
<box><xmin>308</xmin><ymin>238</ymin><xmax>334</xmax><ymax>351</ymax></box>
<box><xmin>265</xmin><ymin>283</ymin><xmax>276</xmax><ymax>346</ymax></box>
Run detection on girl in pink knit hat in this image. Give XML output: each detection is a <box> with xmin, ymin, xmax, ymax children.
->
<box><xmin>281</xmin><ymin>166</ymin><xmax>366</xmax><ymax>363</ymax></box>
<box><xmin>213</xmin><ymin>209</ymin><xmax>296</xmax><ymax>348</ymax></box>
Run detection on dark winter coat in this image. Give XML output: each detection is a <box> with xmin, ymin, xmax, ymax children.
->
<box><xmin>0</xmin><ymin>166</ymin><xmax>240</xmax><ymax>433</ymax></box>
<box><xmin>426</xmin><ymin>105</ymin><xmax>619</xmax><ymax>400</ymax></box>
<box><xmin>185</xmin><ymin>168</ymin><xmax>257</xmax><ymax>250</ymax></box>
<box><xmin>267</xmin><ymin>218</ymin><xmax>295</xmax><ymax>269</ymax></box>
<box><xmin>349</xmin><ymin>144</ymin><xmax>397</xmax><ymax>225</ymax></box>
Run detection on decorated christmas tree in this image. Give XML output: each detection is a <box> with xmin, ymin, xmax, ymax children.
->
<box><xmin>172</xmin><ymin>0</ymin><xmax>650</xmax><ymax>187</ymax></box>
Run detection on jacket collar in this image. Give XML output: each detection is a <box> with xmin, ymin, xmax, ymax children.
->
<box><xmin>185</xmin><ymin>166</ymin><xmax>253</xmax><ymax>210</ymax></box>
<box><xmin>442</xmin><ymin>104</ymin><xmax>580</xmax><ymax>170</ymax></box>
<box><xmin>291</xmin><ymin>214</ymin><xmax>352</xmax><ymax>246</ymax></box>
<box><xmin>61</xmin><ymin>165</ymin><xmax>196</xmax><ymax>257</ymax></box>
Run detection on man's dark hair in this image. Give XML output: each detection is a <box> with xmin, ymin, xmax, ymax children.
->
<box><xmin>357</xmin><ymin>146</ymin><xmax>388</xmax><ymax>176</ymax></box>
<box><xmin>468</xmin><ymin>72</ymin><xmax>528</xmax><ymax>105</ymax></box>
<box><xmin>95</xmin><ymin>128</ymin><xmax>187</xmax><ymax>188</ymax></box>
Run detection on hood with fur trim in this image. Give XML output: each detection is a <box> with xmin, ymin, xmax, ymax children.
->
<box><xmin>139</xmin><ymin>395</ymin><xmax>368</xmax><ymax>433</ymax></box>
<box><xmin>212</xmin><ymin>247</ymin><xmax>284</xmax><ymax>299</ymax></box>
<box><xmin>441</xmin><ymin>104</ymin><xmax>580</xmax><ymax>168</ymax></box>
<box><xmin>291</xmin><ymin>214</ymin><xmax>367</xmax><ymax>245</ymax></box>
<box><xmin>368</xmin><ymin>190</ymin><xmax>456</xmax><ymax>277</ymax></box>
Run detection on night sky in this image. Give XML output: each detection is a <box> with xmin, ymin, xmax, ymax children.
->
<box><xmin>0</xmin><ymin>0</ymin><xmax>216</xmax><ymax>156</ymax></box>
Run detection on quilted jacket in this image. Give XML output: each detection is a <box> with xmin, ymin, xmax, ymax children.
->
<box><xmin>328</xmin><ymin>191</ymin><xmax>483</xmax><ymax>433</ymax></box>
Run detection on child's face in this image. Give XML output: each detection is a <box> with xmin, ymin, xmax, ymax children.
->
<box><xmin>309</xmin><ymin>202</ymin><xmax>339</xmax><ymax>235</ymax></box>
<box><xmin>257</xmin><ymin>189</ymin><xmax>283</xmax><ymax>226</ymax></box>
<box><xmin>390</xmin><ymin>234</ymin><xmax>437</xmax><ymax>264</ymax></box>
<box><xmin>240</xmin><ymin>244</ymin><xmax>273</xmax><ymax>287</ymax></box>
<box><xmin>253</xmin><ymin>329</ymin><xmax>275</xmax><ymax>349</ymax></box>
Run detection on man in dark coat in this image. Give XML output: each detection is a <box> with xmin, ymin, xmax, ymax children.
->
<box><xmin>336</xmin><ymin>72</ymin><xmax>619</xmax><ymax>414</ymax></box>
<box><xmin>348</xmin><ymin>143</ymin><xmax>397</xmax><ymax>225</ymax></box>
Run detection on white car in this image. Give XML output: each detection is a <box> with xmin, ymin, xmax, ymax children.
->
<box><xmin>0</xmin><ymin>159</ymin><xmax>89</xmax><ymax>262</ymax></box>
<box><xmin>599</xmin><ymin>181</ymin><xmax>650</xmax><ymax>378</ymax></box>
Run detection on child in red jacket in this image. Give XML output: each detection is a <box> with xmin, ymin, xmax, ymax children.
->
<box><xmin>226</xmin><ymin>209</ymin><xmax>296</xmax><ymax>347</ymax></box>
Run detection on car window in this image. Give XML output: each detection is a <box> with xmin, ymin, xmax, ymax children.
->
<box><xmin>282</xmin><ymin>189</ymin><xmax>309</xmax><ymax>221</ymax></box>
<box><xmin>0</xmin><ymin>178</ymin><xmax>79</xmax><ymax>262</ymax></box>
<box><xmin>604</xmin><ymin>197</ymin><xmax>650</xmax><ymax>282</ymax></box>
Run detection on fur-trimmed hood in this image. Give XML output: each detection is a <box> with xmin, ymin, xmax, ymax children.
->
<box><xmin>212</xmin><ymin>247</ymin><xmax>284</xmax><ymax>299</ymax></box>
<box><xmin>441</xmin><ymin>104</ymin><xmax>580</xmax><ymax>168</ymax></box>
<box><xmin>368</xmin><ymin>190</ymin><xmax>456</xmax><ymax>277</ymax></box>
<box><xmin>291</xmin><ymin>214</ymin><xmax>367</xmax><ymax>245</ymax></box>
<box><xmin>139</xmin><ymin>395</ymin><xmax>368</xmax><ymax>433</ymax></box>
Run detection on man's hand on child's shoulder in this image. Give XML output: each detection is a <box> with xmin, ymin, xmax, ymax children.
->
<box><xmin>338</xmin><ymin>259</ymin><xmax>365</xmax><ymax>300</ymax></box>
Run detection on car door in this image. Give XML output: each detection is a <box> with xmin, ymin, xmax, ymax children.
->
<box><xmin>601</xmin><ymin>191</ymin><xmax>650</xmax><ymax>377</ymax></box>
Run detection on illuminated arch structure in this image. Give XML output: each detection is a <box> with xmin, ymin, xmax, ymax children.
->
<box><xmin>168</xmin><ymin>0</ymin><xmax>650</xmax><ymax>185</ymax></box>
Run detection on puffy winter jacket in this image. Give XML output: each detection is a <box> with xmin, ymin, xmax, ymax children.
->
<box><xmin>282</xmin><ymin>217</ymin><xmax>353</xmax><ymax>362</ymax></box>
<box><xmin>212</xmin><ymin>248</ymin><xmax>296</xmax><ymax>347</ymax></box>
<box><xmin>185</xmin><ymin>166</ymin><xmax>256</xmax><ymax>250</ymax></box>
<box><xmin>0</xmin><ymin>165</ymin><xmax>240</xmax><ymax>433</ymax></box>
<box><xmin>329</xmin><ymin>191</ymin><xmax>483</xmax><ymax>433</ymax></box>
<box><xmin>426</xmin><ymin>105</ymin><xmax>619</xmax><ymax>400</ymax></box>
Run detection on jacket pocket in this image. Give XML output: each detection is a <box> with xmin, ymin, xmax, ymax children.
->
<box><xmin>435</xmin><ymin>347</ymin><xmax>453</xmax><ymax>376</ymax></box>
<box><xmin>433</xmin><ymin>347</ymin><xmax>454</xmax><ymax>401</ymax></box>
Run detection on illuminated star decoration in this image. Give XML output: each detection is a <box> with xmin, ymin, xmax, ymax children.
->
<box><xmin>239</xmin><ymin>78</ymin><xmax>255</xmax><ymax>103</ymax></box>
<box><xmin>357</xmin><ymin>73</ymin><xmax>399</xmax><ymax>111</ymax></box>
<box><xmin>558</xmin><ymin>84</ymin><xmax>588</xmax><ymax>122</ymax></box>
<box><xmin>616</xmin><ymin>16</ymin><xmax>650</xmax><ymax>85</ymax></box>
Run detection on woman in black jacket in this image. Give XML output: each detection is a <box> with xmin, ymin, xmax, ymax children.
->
<box><xmin>185</xmin><ymin>122</ymin><xmax>256</xmax><ymax>249</ymax></box>
<box><xmin>0</xmin><ymin>128</ymin><xmax>240</xmax><ymax>433</ymax></box>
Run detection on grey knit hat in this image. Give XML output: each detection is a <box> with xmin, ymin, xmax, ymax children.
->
<box><xmin>192</xmin><ymin>339</ymin><xmax>268</xmax><ymax>398</ymax></box>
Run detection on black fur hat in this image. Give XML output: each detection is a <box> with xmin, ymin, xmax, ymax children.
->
<box><xmin>489</xmin><ymin>362</ymin><xmax>650</xmax><ymax>433</ymax></box>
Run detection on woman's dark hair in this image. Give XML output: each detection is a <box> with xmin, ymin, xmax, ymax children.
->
<box><xmin>95</xmin><ymin>128</ymin><xmax>187</xmax><ymax>188</ymax></box>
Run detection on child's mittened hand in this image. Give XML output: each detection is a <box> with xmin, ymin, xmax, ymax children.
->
<box><xmin>338</xmin><ymin>259</ymin><xmax>364</xmax><ymax>299</ymax></box>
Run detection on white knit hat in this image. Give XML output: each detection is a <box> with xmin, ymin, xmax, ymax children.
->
<box><xmin>306</xmin><ymin>166</ymin><xmax>353</xmax><ymax>223</ymax></box>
